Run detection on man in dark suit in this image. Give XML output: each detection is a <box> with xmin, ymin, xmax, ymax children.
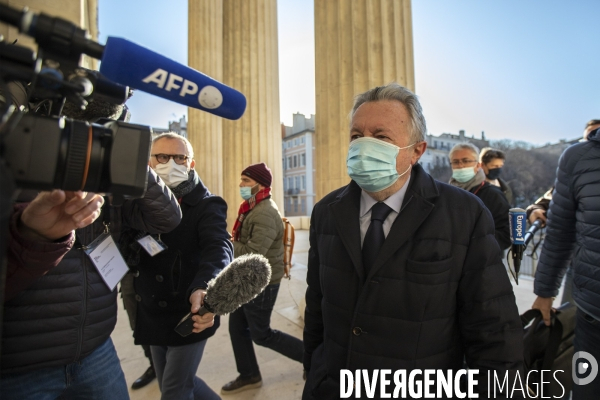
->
<box><xmin>302</xmin><ymin>83</ymin><xmax>524</xmax><ymax>399</ymax></box>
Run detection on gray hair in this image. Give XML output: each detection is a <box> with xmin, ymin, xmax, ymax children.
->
<box><xmin>152</xmin><ymin>132</ymin><xmax>194</xmax><ymax>159</ymax></box>
<box><xmin>449</xmin><ymin>142</ymin><xmax>480</xmax><ymax>160</ymax></box>
<box><xmin>350</xmin><ymin>82</ymin><xmax>427</xmax><ymax>143</ymax></box>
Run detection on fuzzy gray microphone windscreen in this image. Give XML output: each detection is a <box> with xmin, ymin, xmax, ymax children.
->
<box><xmin>198</xmin><ymin>253</ymin><xmax>272</xmax><ymax>316</ymax></box>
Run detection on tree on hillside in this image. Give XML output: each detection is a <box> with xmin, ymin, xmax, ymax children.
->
<box><xmin>490</xmin><ymin>141</ymin><xmax>559</xmax><ymax>207</ymax></box>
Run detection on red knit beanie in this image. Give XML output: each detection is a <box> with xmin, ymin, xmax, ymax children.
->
<box><xmin>241</xmin><ymin>163</ymin><xmax>272</xmax><ymax>187</ymax></box>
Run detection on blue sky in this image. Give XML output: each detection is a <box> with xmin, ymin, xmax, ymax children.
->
<box><xmin>98</xmin><ymin>0</ymin><xmax>600</xmax><ymax>145</ymax></box>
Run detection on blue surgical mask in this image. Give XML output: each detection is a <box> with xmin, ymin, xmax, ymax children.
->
<box><xmin>452</xmin><ymin>167</ymin><xmax>477</xmax><ymax>183</ymax></box>
<box><xmin>240</xmin><ymin>183</ymin><xmax>258</xmax><ymax>200</ymax></box>
<box><xmin>240</xmin><ymin>187</ymin><xmax>253</xmax><ymax>200</ymax></box>
<box><xmin>346</xmin><ymin>137</ymin><xmax>414</xmax><ymax>192</ymax></box>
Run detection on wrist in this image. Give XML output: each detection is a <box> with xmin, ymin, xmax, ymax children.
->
<box><xmin>17</xmin><ymin>217</ymin><xmax>55</xmax><ymax>243</ymax></box>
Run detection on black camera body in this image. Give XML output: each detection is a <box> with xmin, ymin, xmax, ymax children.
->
<box><xmin>3</xmin><ymin>114</ymin><xmax>151</xmax><ymax>198</ymax></box>
<box><xmin>0</xmin><ymin>4</ymin><xmax>152</xmax><ymax>199</ymax></box>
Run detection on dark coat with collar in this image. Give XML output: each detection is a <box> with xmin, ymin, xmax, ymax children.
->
<box><xmin>133</xmin><ymin>178</ymin><xmax>233</xmax><ymax>346</ymax></box>
<box><xmin>302</xmin><ymin>164</ymin><xmax>524</xmax><ymax>399</ymax></box>
<box><xmin>534</xmin><ymin>130</ymin><xmax>600</xmax><ymax>318</ymax></box>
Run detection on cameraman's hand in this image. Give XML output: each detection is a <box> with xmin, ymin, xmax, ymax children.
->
<box><xmin>19</xmin><ymin>190</ymin><xmax>104</xmax><ymax>242</ymax></box>
<box><xmin>190</xmin><ymin>289</ymin><xmax>215</xmax><ymax>333</ymax></box>
<box><xmin>528</xmin><ymin>209</ymin><xmax>547</xmax><ymax>226</ymax></box>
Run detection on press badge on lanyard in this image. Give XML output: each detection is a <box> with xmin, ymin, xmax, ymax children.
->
<box><xmin>83</xmin><ymin>216</ymin><xmax>129</xmax><ymax>291</ymax></box>
<box><xmin>137</xmin><ymin>234</ymin><xmax>167</xmax><ymax>256</ymax></box>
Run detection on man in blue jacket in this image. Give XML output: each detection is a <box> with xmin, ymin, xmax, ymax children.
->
<box><xmin>532</xmin><ymin>125</ymin><xmax>600</xmax><ymax>400</ymax></box>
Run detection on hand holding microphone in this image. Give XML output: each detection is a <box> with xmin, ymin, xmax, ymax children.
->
<box><xmin>175</xmin><ymin>253</ymin><xmax>272</xmax><ymax>336</ymax></box>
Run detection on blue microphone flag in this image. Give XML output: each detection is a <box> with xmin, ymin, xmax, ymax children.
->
<box><xmin>100</xmin><ymin>37</ymin><xmax>246</xmax><ymax>120</ymax></box>
<box><xmin>508</xmin><ymin>208</ymin><xmax>526</xmax><ymax>245</ymax></box>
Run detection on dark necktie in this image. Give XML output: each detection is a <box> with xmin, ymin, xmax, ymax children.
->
<box><xmin>362</xmin><ymin>202</ymin><xmax>393</xmax><ymax>274</ymax></box>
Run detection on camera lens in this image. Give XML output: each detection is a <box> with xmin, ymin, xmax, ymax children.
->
<box><xmin>4</xmin><ymin>114</ymin><xmax>150</xmax><ymax>197</ymax></box>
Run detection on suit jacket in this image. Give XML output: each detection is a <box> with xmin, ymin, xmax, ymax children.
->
<box><xmin>303</xmin><ymin>164</ymin><xmax>524</xmax><ymax>399</ymax></box>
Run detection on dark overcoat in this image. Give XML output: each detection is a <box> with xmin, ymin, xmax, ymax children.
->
<box><xmin>133</xmin><ymin>179</ymin><xmax>233</xmax><ymax>346</ymax></box>
<box><xmin>303</xmin><ymin>164</ymin><xmax>524</xmax><ymax>399</ymax></box>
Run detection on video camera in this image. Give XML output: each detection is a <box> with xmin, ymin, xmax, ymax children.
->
<box><xmin>0</xmin><ymin>4</ymin><xmax>152</xmax><ymax>200</ymax></box>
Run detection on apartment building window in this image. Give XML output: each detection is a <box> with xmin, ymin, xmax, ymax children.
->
<box><xmin>436</xmin><ymin>156</ymin><xmax>440</xmax><ymax>166</ymax></box>
<box><xmin>283</xmin><ymin>178</ymin><xmax>287</xmax><ymax>190</ymax></box>
<box><xmin>288</xmin><ymin>177</ymin><xmax>293</xmax><ymax>189</ymax></box>
<box><xmin>282</xmin><ymin>158</ymin><xmax>286</xmax><ymax>171</ymax></box>
<box><xmin>294</xmin><ymin>198</ymin><xmax>298</xmax><ymax>212</ymax></box>
<box><xmin>295</xmin><ymin>176</ymin><xmax>300</xmax><ymax>190</ymax></box>
<box><xmin>294</xmin><ymin>139</ymin><xmax>298</xmax><ymax>146</ymax></box>
<box><xmin>301</xmin><ymin>153</ymin><xmax>306</xmax><ymax>166</ymax></box>
<box><xmin>301</xmin><ymin>175</ymin><xmax>305</xmax><ymax>190</ymax></box>
<box><xmin>301</xmin><ymin>137</ymin><xmax>305</xmax><ymax>144</ymax></box>
<box><xmin>293</xmin><ymin>155</ymin><xmax>297</xmax><ymax>168</ymax></box>
<box><xmin>288</xmin><ymin>157</ymin><xmax>292</xmax><ymax>169</ymax></box>
<box><xmin>301</xmin><ymin>198</ymin><xmax>306</xmax><ymax>214</ymax></box>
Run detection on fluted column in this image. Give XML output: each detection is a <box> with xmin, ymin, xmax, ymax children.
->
<box><xmin>314</xmin><ymin>0</ymin><xmax>415</xmax><ymax>200</ymax></box>
<box><xmin>221</xmin><ymin>0</ymin><xmax>283</xmax><ymax>228</ymax></box>
<box><xmin>188</xmin><ymin>0</ymin><xmax>224</xmax><ymax>195</ymax></box>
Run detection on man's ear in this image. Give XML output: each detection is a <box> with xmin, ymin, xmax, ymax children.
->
<box><xmin>411</xmin><ymin>141</ymin><xmax>427</xmax><ymax>164</ymax></box>
<box><xmin>190</xmin><ymin>159</ymin><xmax>196</xmax><ymax>169</ymax></box>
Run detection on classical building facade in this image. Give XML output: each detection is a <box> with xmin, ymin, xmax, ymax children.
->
<box><xmin>420</xmin><ymin>130</ymin><xmax>490</xmax><ymax>172</ymax></box>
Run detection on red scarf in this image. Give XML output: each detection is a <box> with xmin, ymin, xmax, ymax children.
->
<box><xmin>232</xmin><ymin>187</ymin><xmax>271</xmax><ymax>241</ymax></box>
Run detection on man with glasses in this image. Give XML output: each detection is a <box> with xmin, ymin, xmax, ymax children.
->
<box><xmin>303</xmin><ymin>83</ymin><xmax>523</xmax><ymax>399</ymax></box>
<box><xmin>121</xmin><ymin>132</ymin><xmax>233</xmax><ymax>399</ymax></box>
<box><xmin>448</xmin><ymin>143</ymin><xmax>511</xmax><ymax>250</ymax></box>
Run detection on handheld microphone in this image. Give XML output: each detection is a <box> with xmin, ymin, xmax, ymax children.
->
<box><xmin>508</xmin><ymin>208</ymin><xmax>527</xmax><ymax>283</ymax></box>
<box><xmin>100</xmin><ymin>37</ymin><xmax>247</xmax><ymax>120</ymax></box>
<box><xmin>523</xmin><ymin>219</ymin><xmax>543</xmax><ymax>247</ymax></box>
<box><xmin>174</xmin><ymin>254</ymin><xmax>271</xmax><ymax>336</ymax></box>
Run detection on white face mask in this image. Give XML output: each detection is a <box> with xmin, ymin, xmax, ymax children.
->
<box><xmin>153</xmin><ymin>159</ymin><xmax>189</xmax><ymax>188</ymax></box>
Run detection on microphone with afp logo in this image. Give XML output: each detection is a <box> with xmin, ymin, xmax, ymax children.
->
<box><xmin>99</xmin><ymin>37</ymin><xmax>247</xmax><ymax>120</ymax></box>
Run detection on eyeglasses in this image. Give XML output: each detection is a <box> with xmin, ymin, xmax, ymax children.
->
<box><xmin>450</xmin><ymin>159</ymin><xmax>477</xmax><ymax>167</ymax></box>
<box><xmin>152</xmin><ymin>154</ymin><xmax>190</xmax><ymax>165</ymax></box>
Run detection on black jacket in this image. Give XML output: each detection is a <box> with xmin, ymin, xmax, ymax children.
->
<box><xmin>2</xmin><ymin>169</ymin><xmax>181</xmax><ymax>374</ymax></box>
<box><xmin>303</xmin><ymin>164</ymin><xmax>524</xmax><ymax>399</ymax></box>
<box><xmin>471</xmin><ymin>182</ymin><xmax>511</xmax><ymax>250</ymax></box>
<box><xmin>133</xmin><ymin>178</ymin><xmax>233</xmax><ymax>346</ymax></box>
<box><xmin>534</xmin><ymin>130</ymin><xmax>600</xmax><ymax>319</ymax></box>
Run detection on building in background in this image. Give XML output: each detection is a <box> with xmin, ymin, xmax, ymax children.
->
<box><xmin>282</xmin><ymin>113</ymin><xmax>316</xmax><ymax>217</ymax></box>
<box><xmin>420</xmin><ymin>130</ymin><xmax>489</xmax><ymax>172</ymax></box>
<box><xmin>168</xmin><ymin>115</ymin><xmax>187</xmax><ymax>138</ymax></box>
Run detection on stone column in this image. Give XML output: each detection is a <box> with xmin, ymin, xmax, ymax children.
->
<box><xmin>0</xmin><ymin>0</ymin><xmax>99</xmax><ymax>70</ymax></box>
<box><xmin>221</xmin><ymin>0</ymin><xmax>283</xmax><ymax>228</ymax></box>
<box><xmin>187</xmin><ymin>0</ymin><xmax>224</xmax><ymax>195</ymax></box>
<box><xmin>314</xmin><ymin>0</ymin><xmax>415</xmax><ymax>200</ymax></box>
